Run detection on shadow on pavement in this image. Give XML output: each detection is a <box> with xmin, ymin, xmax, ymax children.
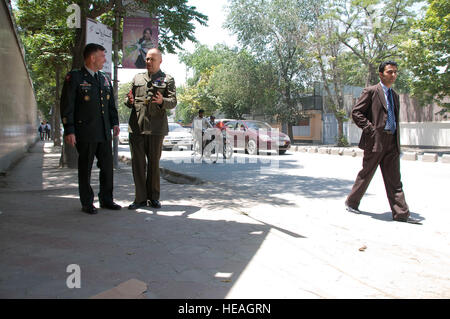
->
<box><xmin>0</xmin><ymin>142</ymin><xmax>293</xmax><ymax>298</ymax></box>
<box><xmin>350</xmin><ymin>209</ymin><xmax>425</xmax><ymax>223</ymax></box>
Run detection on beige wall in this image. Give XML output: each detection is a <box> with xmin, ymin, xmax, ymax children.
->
<box><xmin>0</xmin><ymin>1</ymin><xmax>38</xmax><ymax>173</ymax></box>
<box><xmin>346</xmin><ymin>121</ymin><xmax>450</xmax><ymax>147</ymax></box>
<box><xmin>293</xmin><ymin>112</ymin><xmax>322</xmax><ymax>142</ymax></box>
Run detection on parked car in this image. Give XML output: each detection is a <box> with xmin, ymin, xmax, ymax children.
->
<box><xmin>224</xmin><ymin>120</ymin><xmax>291</xmax><ymax>155</ymax></box>
<box><xmin>118</xmin><ymin>123</ymin><xmax>129</xmax><ymax>144</ymax></box>
<box><xmin>163</xmin><ymin>122</ymin><xmax>194</xmax><ymax>151</ymax></box>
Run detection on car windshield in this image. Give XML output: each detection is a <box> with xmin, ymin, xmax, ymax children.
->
<box><xmin>169</xmin><ymin>123</ymin><xmax>187</xmax><ymax>132</ymax></box>
<box><xmin>245</xmin><ymin>121</ymin><xmax>272</xmax><ymax>130</ymax></box>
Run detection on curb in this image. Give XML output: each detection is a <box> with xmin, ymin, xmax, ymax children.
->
<box><xmin>291</xmin><ymin>146</ymin><xmax>448</xmax><ymax>163</ymax></box>
<box><xmin>119</xmin><ymin>155</ymin><xmax>206</xmax><ymax>185</ymax></box>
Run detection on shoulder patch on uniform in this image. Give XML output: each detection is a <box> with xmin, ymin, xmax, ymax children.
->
<box><xmin>65</xmin><ymin>74</ymin><xmax>72</xmax><ymax>82</ymax></box>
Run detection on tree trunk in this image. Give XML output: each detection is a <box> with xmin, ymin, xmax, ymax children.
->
<box><xmin>366</xmin><ymin>63</ymin><xmax>378</xmax><ymax>87</ymax></box>
<box><xmin>60</xmin><ymin>2</ymin><xmax>87</xmax><ymax>168</ymax></box>
<box><xmin>53</xmin><ymin>66</ymin><xmax>62</xmax><ymax>147</ymax></box>
<box><xmin>112</xmin><ymin>1</ymin><xmax>122</xmax><ymax>168</ymax></box>
<box><xmin>337</xmin><ymin>118</ymin><xmax>344</xmax><ymax>145</ymax></box>
<box><xmin>287</xmin><ymin>123</ymin><xmax>293</xmax><ymax>141</ymax></box>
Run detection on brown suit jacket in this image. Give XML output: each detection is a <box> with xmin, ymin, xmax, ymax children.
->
<box><xmin>352</xmin><ymin>83</ymin><xmax>400</xmax><ymax>153</ymax></box>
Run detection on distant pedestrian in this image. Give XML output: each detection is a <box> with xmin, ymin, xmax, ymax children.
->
<box><xmin>345</xmin><ymin>61</ymin><xmax>420</xmax><ymax>224</ymax></box>
<box><xmin>45</xmin><ymin>122</ymin><xmax>51</xmax><ymax>140</ymax></box>
<box><xmin>209</xmin><ymin>115</ymin><xmax>215</xmax><ymax>127</ymax></box>
<box><xmin>38</xmin><ymin>122</ymin><xmax>45</xmax><ymax>140</ymax></box>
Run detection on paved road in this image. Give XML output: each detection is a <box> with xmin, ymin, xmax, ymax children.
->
<box><xmin>120</xmin><ymin>145</ymin><xmax>450</xmax><ymax>226</ymax></box>
<box><xmin>117</xmin><ymin>145</ymin><xmax>450</xmax><ymax>298</ymax></box>
<box><xmin>1</xmin><ymin>142</ymin><xmax>448</xmax><ymax>299</ymax></box>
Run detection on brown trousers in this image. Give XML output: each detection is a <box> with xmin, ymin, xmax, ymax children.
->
<box><xmin>346</xmin><ymin>132</ymin><xmax>409</xmax><ymax>220</ymax></box>
<box><xmin>129</xmin><ymin>133</ymin><xmax>164</xmax><ymax>202</ymax></box>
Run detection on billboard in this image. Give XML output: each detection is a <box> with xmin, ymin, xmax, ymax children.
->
<box><xmin>86</xmin><ymin>18</ymin><xmax>113</xmax><ymax>76</ymax></box>
<box><xmin>123</xmin><ymin>17</ymin><xmax>159</xmax><ymax>69</ymax></box>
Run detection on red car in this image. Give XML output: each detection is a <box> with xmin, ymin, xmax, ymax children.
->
<box><xmin>223</xmin><ymin>120</ymin><xmax>291</xmax><ymax>155</ymax></box>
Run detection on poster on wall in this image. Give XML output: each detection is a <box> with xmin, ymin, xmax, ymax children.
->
<box><xmin>123</xmin><ymin>17</ymin><xmax>159</xmax><ymax>69</ymax></box>
<box><xmin>86</xmin><ymin>18</ymin><xmax>113</xmax><ymax>77</ymax></box>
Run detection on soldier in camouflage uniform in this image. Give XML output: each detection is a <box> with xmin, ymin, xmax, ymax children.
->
<box><xmin>60</xmin><ymin>43</ymin><xmax>121</xmax><ymax>214</ymax></box>
<box><xmin>125</xmin><ymin>48</ymin><xmax>177</xmax><ymax>210</ymax></box>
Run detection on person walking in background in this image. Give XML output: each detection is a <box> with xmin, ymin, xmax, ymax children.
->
<box><xmin>38</xmin><ymin>122</ymin><xmax>45</xmax><ymax>140</ymax></box>
<box><xmin>345</xmin><ymin>61</ymin><xmax>420</xmax><ymax>224</ymax></box>
<box><xmin>60</xmin><ymin>43</ymin><xmax>121</xmax><ymax>215</ymax></box>
<box><xmin>125</xmin><ymin>48</ymin><xmax>177</xmax><ymax>210</ymax></box>
<box><xmin>45</xmin><ymin>122</ymin><xmax>51</xmax><ymax>140</ymax></box>
<box><xmin>209</xmin><ymin>115</ymin><xmax>216</xmax><ymax>127</ymax></box>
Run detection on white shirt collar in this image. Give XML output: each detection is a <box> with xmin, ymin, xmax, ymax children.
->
<box><xmin>380</xmin><ymin>81</ymin><xmax>390</xmax><ymax>93</ymax></box>
<box><xmin>84</xmin><ymin>65</ymin><xmax>96</xmax><ymax>77</ymax></box>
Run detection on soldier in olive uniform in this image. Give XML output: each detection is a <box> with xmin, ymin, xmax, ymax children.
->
<box><xmin>126</xmin><ymin>48</ymin><xmax>177</xmax><ymax>209</ymax></box>
<box><xmin>60</xmin><ymin>43</ymin><xmax>121</xmax><ymax>214</ymax></box>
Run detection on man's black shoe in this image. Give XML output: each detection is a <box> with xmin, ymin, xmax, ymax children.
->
<box><xmin>82</xmin><ymin>205</ymin><xmax>98</xmax><ymax>214</ymax></box>
<box><xmin>345</xmin><ymin>203</ymin><xmax>361</xmax><ymax>214</ymax></box>
<box><xmin>393</xmin><ymin>216</ymin><xmax>422</xmax><ymax>225</ymax></box>
<box><xmin>100</xmin><ymin>201</ymin><xmax>122</xmax><ymax>210</ymax></box>
<box><xmin>149</xmin><ymin>200</ymin><xmax>162</xmax><ymax>209</ymax></box>
<box><xmin>128</xmin><ymin>201</ymin><xmax>148</xmax><ymax>210</ymax></box>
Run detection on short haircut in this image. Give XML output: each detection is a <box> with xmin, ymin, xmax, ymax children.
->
<box><xmin>379</xmin><ymin>61</ymin><xmax>398</xmax><ymax>73</ymax></box>
<box><xmin>147</xmin><ymin>47</ymin><xmax>162</xmax><ymax>58</ymax></box>
<box><xmin>199</xmin><ymin>109</ymin><xmax>205</xmax><ymax>114</ymax></box>
<box><xmin>83</xmin><ymin>43</ymin><xmax>106</xmax><ymax>60</ymax></box>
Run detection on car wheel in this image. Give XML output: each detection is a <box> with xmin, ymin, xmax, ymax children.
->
<box><xmin>246</xmin><ymin>139</ymin><xmax>258</xmax><ymax>155</ymax></box>
<box><xmin>278</xmin><ymin>150</ymin><xmax>286</xmax><ymax>155</ymax></box>
<box><xmin>223</xmin><ymin>141</ymin><xmax>233</xmax><ymax>159</ymax></box>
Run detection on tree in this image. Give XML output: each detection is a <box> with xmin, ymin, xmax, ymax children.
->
<box><xmin>70</xmin><ymin>0</ymin><xmax>208</xmax><ymax>68</ymax></box>
<box><xmin>176</xmin><ymin>67</ymin><xmax>217</xmax><ymax>123</ymax></box>
<box><xmin>16</xmin><ymin>0</ymin><xmax>207</xmax><ymax>167</ymax></box>
<box><xmin>209</xmin><ymin>50</ymin><xmax>278</xmax><ymax>119</ymax></box>
<box><xmin>117</xmin><ymin>82</ymin><xmax>132</xmax><ymax>123</ymax></box>
<box><xmin>311</xmin><ymin>2</ymin><xmax>349</xmax><ymax>146</ymax></box>
<box><xmin>177</xmin><ymin>44</ymin><xmax>238</xmax><ymax>122</ymax></box>
<box><xmin>330</xmin><ymin>0</ymin><xmax>421</xmax><ymax>87</ymax></box>
<box><xmin>400</xmin><ymin>0</ymin><xmax>449</xmax><ymax>111</ymax></box>
<box><xmin>225</xmin><ymin>0</ymin><xmax>318</xmax><ymax>139</ymax></box>
<box><xmin>15</xmin><ymin>0</ymin><xmax>75</xmax><ymax>148</ymax></box>
<box><xmin>176</xmin><ymin>44</ymin><xmax>279</xmax><ymax>122</ymax></box>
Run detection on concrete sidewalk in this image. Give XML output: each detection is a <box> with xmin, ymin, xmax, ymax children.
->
<box><xmin>0</xmin><ymin>141</ymin><xmax>449</xmax><ymax>298</ymax></box>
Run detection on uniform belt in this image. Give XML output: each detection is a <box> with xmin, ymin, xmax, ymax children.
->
<box><xmin>383</xmin><ymin>130</ymin><xmax>395</xmax><ymax>135</ymax></box>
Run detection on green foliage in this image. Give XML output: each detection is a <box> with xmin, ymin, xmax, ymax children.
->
<box><xmin>176</xmin><ymin>44</ymin><xmax>279</xmax><ymax>123</ymax></box>
<box><xmin>336</xmin><ymin>135</ymin><xmax>349</xmax><ymax>147</ymax></box>
<box><xmin>225</xmin><ymin>0</ymin><xmax>319</xmax><ymax>126</ymax></box>
<box><xmin>400</xmin><ymin>0</ymin><xmax>449</xmax><ymax>110</ymax></box>
<box><xmin>14</xmin><ymin>0</ymin><xmax>208</xmax><ymax>125</ymax></box>
<box><xmin>329</xmin><ymin>0</ymin><xmax>421</xmax><ymax>86</ymax></box>
<box><xmin>117</xmin><ymin>81</ymin><xmax>132</xmax><ymax>124</ymax></box>
<box><xmin>15</xmin><ymin>0</ymin><xmax>74</xmax><ymax>117</ymax></box>
<box><xmin>176</xmin><ymin>67</ymin><xmax>217</xmax><ymax>123</ymax></box>
<box><xmin>209</xmin><ymin>50</ymin><xmax>279</xmax><ymax>119</ymax></box>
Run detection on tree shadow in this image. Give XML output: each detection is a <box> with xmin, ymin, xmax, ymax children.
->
<box><xmin>0</xmin><ymin>143</ymin><xmax>307</xmax><ymax>299</ymax></box>
<box><xmin>159</xmin><ymin>155</ymin><xmax>355</xmax><ymax>211</ymax></box>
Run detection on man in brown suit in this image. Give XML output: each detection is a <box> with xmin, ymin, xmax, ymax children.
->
<box><xmin>125</xmin><ymin>48</ymin><xmax>177</xmax><ymax>210</ymax></box>
<box><xmin>345</xmin><ymin>61</ymin><xmax>420</xmax><ymax>224</ymax></box>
